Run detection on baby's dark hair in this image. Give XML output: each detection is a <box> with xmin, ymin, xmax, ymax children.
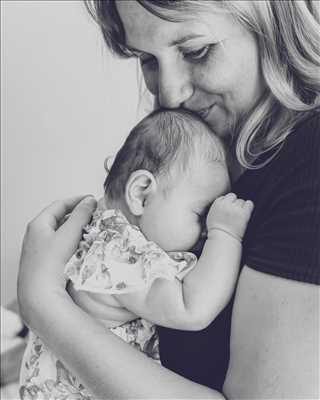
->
<box><xmin>104</xmin><ymin>108</ymin><xmax>227</xmax><ymax>201</ymax></box>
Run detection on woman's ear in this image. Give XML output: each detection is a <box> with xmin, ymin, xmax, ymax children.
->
<box><xmin>125</xmin><ymin>170</ymin><xmax>157</xmax><ymax>216</ymax></box>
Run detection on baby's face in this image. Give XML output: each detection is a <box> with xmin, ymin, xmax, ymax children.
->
<box><xmin>139</xmin><ymin>160</ymin><xmax>230</xmax><ymax>252</ymax></box>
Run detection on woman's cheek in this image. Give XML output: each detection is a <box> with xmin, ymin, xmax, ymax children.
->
<box><xmin>195</xmin><ymin>62</ymin><xmax>229</xmax><ymax>99</ymax></box>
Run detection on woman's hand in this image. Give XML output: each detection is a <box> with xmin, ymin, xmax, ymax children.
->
<box><xmin>18</xmin><ymin>195</ymin><xmax>138</xmax><ymax>330</ymax></box>
<box><xmin>17</xmin><ymin>195</ymin><xmax>97</xmax><ymax>326</ymax></box>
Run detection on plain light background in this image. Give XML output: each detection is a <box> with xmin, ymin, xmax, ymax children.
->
<box><xmin>1</xmin><ymin>1</ymin><xmax>152</xmax><ymax>305</ymax></box>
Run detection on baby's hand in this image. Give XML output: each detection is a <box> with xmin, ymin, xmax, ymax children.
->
<box><xmin>206</xmin><ymin>193</ymin><xmax>254</xmax><ymax>242</ymax></box>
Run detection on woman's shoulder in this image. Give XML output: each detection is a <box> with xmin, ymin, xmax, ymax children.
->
<box><xmin>234</xmin><ymin>110</ymin><xmax>320</xmax><ymax>285</ymax></box>
<box><xmin>293</xmin><ymin>109</ymin><xmax>320</xmax><ymax>130</ymax></box>
<box><xmin>275</xmin><ymin>110</ymin><xmax>320</xmax><ymax>173</ymax></box>
<box><xmin>286</xmin><ymin>110</ymin><xmax>320</xmax><ymax>150</ymax></box>
<box><xmin>235</xmin><ymin>110</ymin><xmax>320</xmax><ymax>197</ymax></box>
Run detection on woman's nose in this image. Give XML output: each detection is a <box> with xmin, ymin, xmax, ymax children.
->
<box><xmin>157</xmin><ymin>62</ymin><xmax>193</xmax><ymax>108</ymax></box>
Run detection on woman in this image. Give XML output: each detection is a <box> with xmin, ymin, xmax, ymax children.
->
<box><xmin>18</xmin><ymin>1</ymin><xmax>319</xmax><ymax>398</ymax></box>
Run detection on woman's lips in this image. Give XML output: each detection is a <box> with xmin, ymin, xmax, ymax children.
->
<box><xmin>196</xmin><ymin>104</ymin><xmax>215</xmax><ymax>120</ymax></box>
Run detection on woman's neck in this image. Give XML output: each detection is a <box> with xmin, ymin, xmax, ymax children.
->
<box><xmin>228</xmin><ymin>154</ymin><xmax>246</xmax><ymax>183</ymax></box>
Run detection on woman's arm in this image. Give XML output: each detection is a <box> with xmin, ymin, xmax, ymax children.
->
<box><xmin>33</xmin><ymin>290</ymin><xmax>223</xmax><ymax>399</ymax></box>
<box><xmin>224</xmin><ymin>115</ymin><xmax>320</xmax><ymax>398</ymax></box>
<box><xmin>224</xmin><ymin>266</ymin><xmax>319</xmax><ymax>399</ymax></box>
<box><xmin>17</xmin><ymin>196</ymin><xmax>224</xmax><ymax>399</ymax></box>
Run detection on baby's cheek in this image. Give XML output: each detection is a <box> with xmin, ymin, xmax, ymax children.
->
<box><xmin>176</xmin><ymin>222</ymin><xmax>202</xmax><ymax>252</ymax></box>
<box><xmin>158</xmin><ymin>230</ymin><xmax>180</xmax><ymax>252</ymax></box>
<box><xmin>145</xmin><ymin>221</ymin><xmax>176</xmax><ymax>251</ymax></box>
<box><xmin>189</xmin><ymin>224</ymin><xmax>203</xmax><ymax>248</ymax></box>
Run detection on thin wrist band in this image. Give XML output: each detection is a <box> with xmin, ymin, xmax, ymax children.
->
<box><xmin>209</xmin><ymin>227</ymin><xmax>242</xmax><ymax>243</ymax></box>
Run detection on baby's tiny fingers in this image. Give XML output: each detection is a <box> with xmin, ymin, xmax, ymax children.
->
<box><xmin>224</xmin><ymin>193</ymin><xmax>237</xmax><ymax>202</ymax></box>
<box><xmin>235</xmin><ymin>199</ymin><xmax>245</xmax><ymax>207</ymax></box>
<box><xmin>244</xmin><ymin>200</ymin><xmax>254</xmax><ymax>212</ymax></box>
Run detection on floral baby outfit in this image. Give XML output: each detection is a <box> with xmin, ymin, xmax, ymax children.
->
<box><xmin>20</xmin><ymin>209</ymin><xmax>197</xmax><ymax>400</ymax></box>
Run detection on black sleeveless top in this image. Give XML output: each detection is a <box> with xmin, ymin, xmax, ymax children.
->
<box><xmin>158</xmin><ymin>112</ymin><xmax>320</xmax><ymax>390</ymax></box>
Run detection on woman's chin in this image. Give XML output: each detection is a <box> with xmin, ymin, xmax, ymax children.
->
<box><xmin>207</xmin><ymin>119</ymin><xmax>229</xmax><ymax>139</ymax></box>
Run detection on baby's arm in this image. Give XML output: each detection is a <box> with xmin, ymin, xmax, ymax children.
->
<box><xmin>179</xmin><ymin>193</ymin><xmax>253</xmax><ymax>328</ymax></box>
<box><xmin>114</xmin><ymin>193</ymin><xmax>253</xmax><ymax>330</ymax></box>
<box><xmin>68</xmin><ymin>284</ymin><xmax>138</xmax><ymax>327</ymax></box>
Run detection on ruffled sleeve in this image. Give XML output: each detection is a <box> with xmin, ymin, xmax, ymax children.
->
<box><xmin>64</xmin><ymin>209</ymin><xmax>197</xmax><ymax>294</ymax></box>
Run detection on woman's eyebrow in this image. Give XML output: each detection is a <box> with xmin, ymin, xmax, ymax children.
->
<box><xmin>170</xmin><ymin>34</ymin><xmax>206</xmax><ymax>47</ymax></box>
<box><xmin>125</xmin><ymin>34</ymin><xmax>207</xmax><ymax>54</ymax></box>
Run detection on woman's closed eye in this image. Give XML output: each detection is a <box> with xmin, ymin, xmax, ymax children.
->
<box><xmin>181</xmin><ymin>45</ymin><xmax>213</xmax><ymax>63</ymax></box>
<box><xmin>139</xmin><ymin>45</ymin><xmax>214</xmax><ymax>68</ymax></box>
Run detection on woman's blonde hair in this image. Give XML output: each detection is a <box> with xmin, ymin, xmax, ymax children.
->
<box><xmin>85</xmin><ymin>0</ymin><xmax>320</xmax><ymax>168</ymax></box>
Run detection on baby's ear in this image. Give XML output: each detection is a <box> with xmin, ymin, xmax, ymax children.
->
<box><xmin>125</xmin><ymin>170</ymin><xmax>157</xmax><ymax>216</ymax></box>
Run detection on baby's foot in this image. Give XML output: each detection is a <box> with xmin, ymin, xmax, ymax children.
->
<box><xmin>206</xmin><ymin>193</ymin><xmax>254</xmax><ymax>241</ymax></box>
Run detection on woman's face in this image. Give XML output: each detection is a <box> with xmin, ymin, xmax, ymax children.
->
<box><xmin>116</xmin><ymin>1</ymin><xmax>266</xmax><ymax>138</ymax></box>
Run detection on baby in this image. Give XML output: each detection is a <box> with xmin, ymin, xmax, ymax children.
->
<box><xmin>20</xmin><ymin>109</ymin><xmax>253</xmax><ymax>399</ymax></box>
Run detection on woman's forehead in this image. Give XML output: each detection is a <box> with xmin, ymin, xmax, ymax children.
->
<box><xmin>115</xmin><ymin>0</ymin><xmax>240</xmax><ymax>52</ymax></box>
<box><xmin>115</xmin><ymin>0</ymin><xmax>197</xmax><ymax>47</ymax></box>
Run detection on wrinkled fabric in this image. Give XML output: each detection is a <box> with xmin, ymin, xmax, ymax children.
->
<box><xmin>20</xmin><ymin>208</ymin><xmax>196</xmax><ymax>400</ymax></box>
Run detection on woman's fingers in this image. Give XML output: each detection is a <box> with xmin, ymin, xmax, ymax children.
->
<box><xmin>34</xmin><ymin>195</ymin><xmax>90</xmax><ymax>231</ymax></box>
<box><xmin>55</xmin><ymin>196</ymin><xmax>97</xmax><ymax>262</ymax></box>
<box><xmin>18</xmin><ymin>196</ymin><xmax>97</xmax><ymax>327</ymax></box>
<box><xmin>19</xmin><ymin>195</ymin><xmax>97</xmax><ymax>279</ymax></box>
<box><xmin>58</xmin><ymin>196</ymin><xmax>97</xmax><ymax>235</ymax></box>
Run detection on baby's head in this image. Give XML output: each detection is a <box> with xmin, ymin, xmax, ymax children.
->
<box><xmin>104</xmin><ymin>109</ymin><xmax>230</xmax><ymax>251</ymax></box>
